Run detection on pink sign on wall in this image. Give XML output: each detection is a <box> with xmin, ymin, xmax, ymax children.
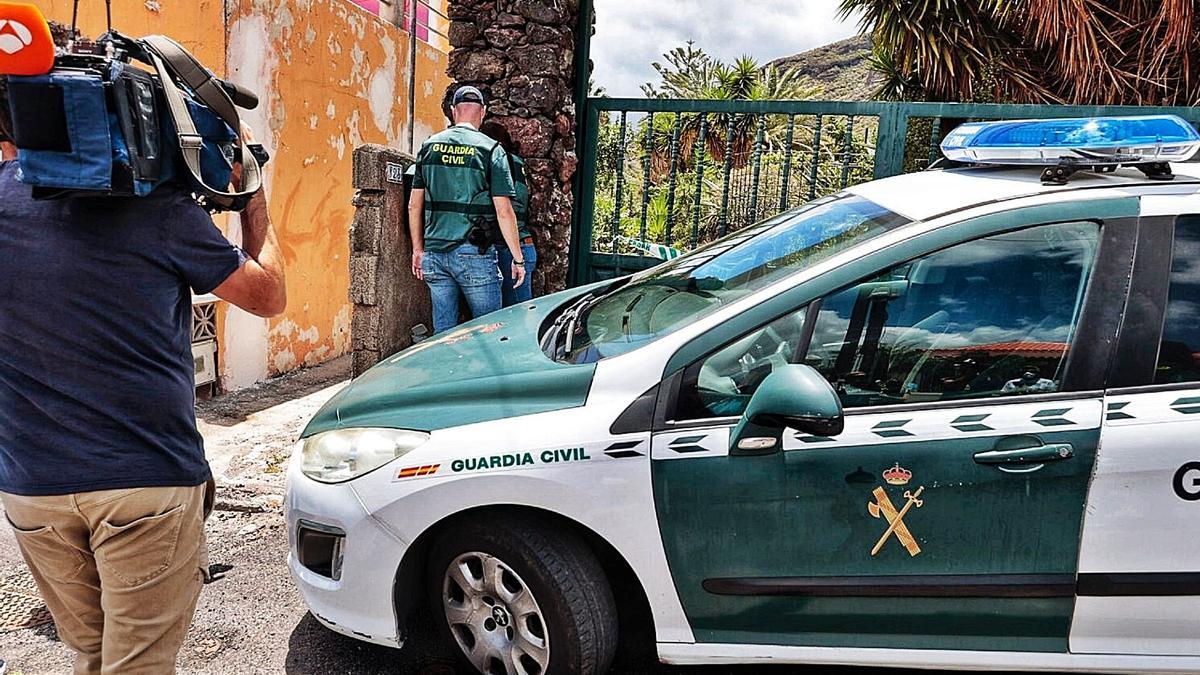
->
<box><xmin>402</xmin><ymin>0</ymin><xmax>431</xmax><ymax>41</ymax></box>
<box><xmin>348</xmin><ymin>0</ymin><xmax>381</xmax><ymax>14</ymax></box>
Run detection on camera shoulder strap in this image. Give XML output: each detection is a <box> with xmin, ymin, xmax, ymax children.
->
<box><xmin>140</xmin><ymin>35</ymin><xmax>262</xmax><ymax>210</ymax></box>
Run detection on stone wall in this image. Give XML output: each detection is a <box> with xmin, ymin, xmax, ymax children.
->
<box><xmin>446</xmin><ymin>0</ymin><xmax>581</xmax><ymax>294</ymax></box>
<box><xmin>350</xmin><ymin>145</ymin><xmax>432</xmax><ymax>377</ymax></box>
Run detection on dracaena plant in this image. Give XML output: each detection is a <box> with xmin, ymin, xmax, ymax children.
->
<box><xmin>844</xmin><ymin>0</ymin><xmax>1200</xmax><ymax>105</ymax></box>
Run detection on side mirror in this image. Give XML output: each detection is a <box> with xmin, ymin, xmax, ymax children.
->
<box><xmin>729</xmin><ymin>364</ymin><xmax>844</xmax><ymax>455</ymax></box>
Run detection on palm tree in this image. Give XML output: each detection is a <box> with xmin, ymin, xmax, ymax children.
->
<box><xmin>1010</xmin><ymin>0</ymin><xmax>1198</xmax><ymax>105</ymax></box>
<box><xmin>698</xmin><ymin>60</ymin><xmax>824</xmax><ymax>167</ymax></box>
<box><xmin>844</xmin><ymin>0</ymin><xmax>1200</xmax><ymax>105</ymax></box>
<box><xmin>640</xmin><ymin>46</ymin><xmax>823</xmax><ymax>170</ymax></box>
<box><xmin>838</xmin><ymin>0</ymin><xmax>1049</xmax><ymax>102</ymax></box>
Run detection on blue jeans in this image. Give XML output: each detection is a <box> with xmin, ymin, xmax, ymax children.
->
<box><xmin>421</xmin><ymin>243</ymin><xmax>502</xmax><ymax>334</ymax></box>
<box><xmin>498</xmin><ymin>242</ymin><xmax>538</xmax><ymax>306</ymax></box>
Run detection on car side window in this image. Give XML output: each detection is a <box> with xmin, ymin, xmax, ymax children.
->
<box><xmin>806</xmin><ymin>222</ymin><xmax>1101</xmax><ymax>408</ymax></box>
<box><xmin>674</xmin><ymin>308</ymin><xmax>808</xmax><ymax>421</ymax></box>
<box><xmin>1156</xmin><ymin>215</ymin><xmax>1200</xmax><ymax>384</ymax></box>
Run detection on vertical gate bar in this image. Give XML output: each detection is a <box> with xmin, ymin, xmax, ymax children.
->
<box><xmin>872</xmin><ymin>106</ymin><xmax>908</xmax><ymax>180</ymax></box>
<box><xmin>570</xmin><ymin>102</ymin><xmax>602</xmax><ymax>286</ymax></box>
<box><xmin>748</xmin><ymin>113</ymin><xmax>766</xmax><ymax>224</ymax></box>
<box><xmin>926</xmin><ymin>116</ymin><xmax>943</xmax><ymax>167</ymax></box>
<box><xmin>638</xmin><ymin>111</ymin><xmax>655</xmax><ymax>256</ymax></box>
<box><xmin>663</xmin><ymin>112</ymin><xmax>683</xmax><ymax>247</ymax></box>
<box><xmin>807</xmin><ymin>113</ymin><xmax>824</xmax><ymax>200</ymax></box>
<box><xmin>840</xmin><ymin>115</ymin><xmax>856</xmax><ymax>188</ymax></box>
<box><xmin>718</xmin><ymin>116</ymin><xmax>735</xmax><ymax>236</ymax></box>
<box><xmin>611</xmin><ymin>111</ymin><xmax>628</xmax><ymax>277</ymax></box>
<box><xmin>778</xmin><ymin>113</ymin><xmax>796</xmax><ymax>212</ymax></box>
<box><xmin>690</xmin><ymin>113</ymin><xmax>708</xmax><ymax>249</ymax></box>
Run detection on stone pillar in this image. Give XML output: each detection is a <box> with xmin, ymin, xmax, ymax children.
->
<box><xmin>446</xmin><ymin>0</ymin><xmax>580</xmax><ymax>295</ymax></box>
<box><xmin>349</xmin><ymin>144</ymin><xmax>432</xmax><ymax>377</ymax></box>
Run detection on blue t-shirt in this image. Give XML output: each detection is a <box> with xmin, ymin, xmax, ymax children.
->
<box><xmin>0</xmin><ymin>162</ymin><xmax>244</xmax><ymax>496</ymax></box>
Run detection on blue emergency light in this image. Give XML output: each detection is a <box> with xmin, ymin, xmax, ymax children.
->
<box><xmin>940</xmin><ymin>115</ymin><xmax>1200</xmax><ymax>166</ymax></box>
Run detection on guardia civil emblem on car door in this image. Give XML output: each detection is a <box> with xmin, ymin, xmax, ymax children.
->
<box><xmin>867</xmin><ymin>463</ymin><xmax>925</xmax><ymax>557</ymax></box>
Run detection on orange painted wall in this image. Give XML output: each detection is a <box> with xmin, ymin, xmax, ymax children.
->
<box><xmin>38</xmin><ymin>0</ymin><xmax>226</xmax><ymax>72</ymax></box>
<box><xmin>34</xmin><ymin>0</ymin><xmax>451</xmax><ymax>388</ymax></box>
<box><xmin>228</xmin><ymin>0</ymin><xmax>449</xmax><ymax>377</ymax></box>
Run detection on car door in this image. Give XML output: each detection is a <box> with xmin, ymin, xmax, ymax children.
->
<box><xmin>652</xmin><ymin>215</ymin><xmax>1131</xmax><ymax>652</ymax></box>
<box><xmin>1072</xmin><ymin>206</ymin><xmax>1200</xmax><ymax>656</ymax></box>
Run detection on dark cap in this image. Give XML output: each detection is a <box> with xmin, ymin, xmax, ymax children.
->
<box><xmin>452</xmin><ymin>85</ymin><xmax>486</xmax><ymax>106</ymax></box>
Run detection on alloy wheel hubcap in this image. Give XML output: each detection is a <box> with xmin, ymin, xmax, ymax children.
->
<box><xmin>442</xmin><ymin>552</ymin><xmax>549</xmax><ymax>675</ymax></box>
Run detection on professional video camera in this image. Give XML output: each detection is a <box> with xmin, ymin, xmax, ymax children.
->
<box><xmin>0</xmin><ymin>1</ymin><xmax>268</xmax><ymax>211</ymax></box>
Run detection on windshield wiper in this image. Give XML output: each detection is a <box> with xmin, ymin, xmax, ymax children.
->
<box><xmin>562</xmin><ymin>293</ymin><xmax>606</xmax><ymax>356</ymax></box>
<box><xmin>540</xmin><ymin>293</ymin><xmax>594</xmax><ymax>358</ymax></box>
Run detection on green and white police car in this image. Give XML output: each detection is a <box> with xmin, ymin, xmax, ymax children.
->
<box><xmin>286</xmin><ymin>116</ymin><xmax>1200</xmax><ymax>674</ymax></box>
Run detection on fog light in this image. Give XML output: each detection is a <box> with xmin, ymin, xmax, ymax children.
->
<box><xmin>297</xmin><ymin>520</ymin><xmax>345</xmax><ymax>580</ymax></box>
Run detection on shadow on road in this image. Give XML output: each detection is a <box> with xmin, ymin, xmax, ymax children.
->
<box><xmin>283</xmin><ymin>611</ymin><xmax>987</xmax><ymax>675</ymax></box>
<box><xmin>285</xmin><ymin>612</ymin><xmax>459</xmax><ymax>675</ymax></box>
<box><xmin>198</xmin><ymin>356</ymin><xmax>350</xmax><ymax>426</ymax></box>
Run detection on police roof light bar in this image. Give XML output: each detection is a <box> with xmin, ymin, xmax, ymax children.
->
<box><xmin>940</xmin><ymin>115</ymin><xmax>1200</xmax><ymax>167</ymax></box>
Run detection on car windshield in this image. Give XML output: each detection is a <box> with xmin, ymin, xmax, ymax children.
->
<box><xmin>553</xmin><ymin>193</ymin><xmax>909</xmax><ymax>364</ymax></box>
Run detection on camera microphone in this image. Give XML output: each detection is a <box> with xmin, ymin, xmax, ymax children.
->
<box><xmin>219</xmin><ymin>80</ymin><xmax>259</xmax><ymax>110</ymax></box>
<box><xmin>0</xmin><ymin>2</ymin><xmax>55</xmax><ymax>76</ymax></box>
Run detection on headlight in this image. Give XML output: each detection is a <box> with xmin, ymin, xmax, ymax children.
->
<box><xmin>299</xmin><ymin>428</ymin><xmax>429</xmax><ymax>483</ymax></box>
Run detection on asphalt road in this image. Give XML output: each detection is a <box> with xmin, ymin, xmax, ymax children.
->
<box><xmin>0</xmin><ymin>359</ymin><xmax>1029</xmax><ymax>674</ymax></box>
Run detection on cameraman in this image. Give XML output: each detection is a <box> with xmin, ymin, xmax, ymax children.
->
<box><xmin>408</xmin><ymin>86</ymin><xmax>525</xmax><ymax>333</ymax></box>
<box><xmin>0</xmin><ymin>54</ymin><xmax>286</xmax><ymax>673</ymax></box>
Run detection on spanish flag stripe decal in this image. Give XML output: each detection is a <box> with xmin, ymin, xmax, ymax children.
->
<box><xmin>397</xmin><ymin>464</ymin><xmax>440</xmax><ymax>479</ymax></box>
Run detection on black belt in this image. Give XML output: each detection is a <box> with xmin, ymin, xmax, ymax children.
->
<box><xmin>426</xmin><ymin>201</ymin><xmax>495</xmax><ymax>216</ymax></box>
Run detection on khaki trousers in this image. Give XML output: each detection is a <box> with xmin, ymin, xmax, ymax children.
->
<box><xmin>1</xmin><ymin>481</ymin><xmax>213</xmax><ymax>675</ymax></box>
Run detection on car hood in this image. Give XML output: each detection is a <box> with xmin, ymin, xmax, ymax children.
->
<box><xmin>301</xmin><ymin>284</ymin><xmax>603</xmax><ymax>436</ymax></box>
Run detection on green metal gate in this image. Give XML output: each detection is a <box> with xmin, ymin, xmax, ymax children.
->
<box><xmin>569</xmin><ymin>98</ymin><xmax>1200</xmax><ymax>286</ymax></box>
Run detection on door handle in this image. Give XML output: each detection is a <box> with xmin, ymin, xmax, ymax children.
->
<box><xmin>973</xmin><ymin>443</ymin><xmax>1073</xmax><ymax>465</ymax></box>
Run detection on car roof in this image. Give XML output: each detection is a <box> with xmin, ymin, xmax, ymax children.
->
<box><xmin>847</xmin><ymin>162</ymin><xmax>1200</xmax><ymax>222</ymax></box>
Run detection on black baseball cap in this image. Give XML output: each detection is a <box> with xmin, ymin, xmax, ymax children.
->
<box><xmin>452</xmin><ymin>85</ymin><xmax>486</xmax><ymax>106</ymax></box>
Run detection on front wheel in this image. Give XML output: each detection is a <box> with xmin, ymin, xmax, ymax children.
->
<box><xmin>427</xmin><ymin>515</ymin><xmax>618</xmax><ymax>675</ymax></box>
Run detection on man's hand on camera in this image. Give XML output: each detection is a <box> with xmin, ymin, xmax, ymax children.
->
<box><xmin>510</xmin><ymin>259</ymin><xmax>526</xmax><ymax>289</ymax></box>
<box><xmin>412</xmin><ymin>249</ymin><xmax>424</xmax><ymax>280</ymax></box>
<box><xmin>231</xmin><ymin>122</ymin><xmax>256</xmax><ymax>192</ymax></box>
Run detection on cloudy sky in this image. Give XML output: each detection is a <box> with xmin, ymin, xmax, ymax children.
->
<box><xmin>591</xmin><ymin>0</ymin><xmax>862</xmax><ymax>96</ymax></box>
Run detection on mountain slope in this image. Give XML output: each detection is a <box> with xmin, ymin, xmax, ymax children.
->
<box><xmin>771</xmin><ymin>35</ymin><xmax>878</xmax><ymax>101</ymax></box>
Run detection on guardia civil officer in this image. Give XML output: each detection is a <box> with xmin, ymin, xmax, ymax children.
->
<box><xmin>408</xmin><ymin>86</ymin><xmax>526</xmax><ymax>333</ymax></box>
<box><xmin>480</xmin><ymin>120</ymin><xmax>536</xmax><ymax>306</ymax></box>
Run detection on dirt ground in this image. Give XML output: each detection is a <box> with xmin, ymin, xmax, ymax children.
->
<box><xmin>0</xmin><ymin>357</ymin><xmax>1006</xmax><ymax>674</ymax></box>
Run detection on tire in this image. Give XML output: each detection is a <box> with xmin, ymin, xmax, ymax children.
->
<box><xmin>427</xmin><ymin>514</ymin><xmax>619</xmax><ymax>675</ymax></box>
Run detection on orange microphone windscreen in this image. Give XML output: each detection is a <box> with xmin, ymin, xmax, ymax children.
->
<box><xmin>0</xmin><ymin>2</ymin><xmax>55</xmax><ymax>76</ymax></box>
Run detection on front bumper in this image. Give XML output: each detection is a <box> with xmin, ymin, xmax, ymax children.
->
<box><xmin>285</xmin><ymin>456</ymin><xmax>408</xmax><ymax>648</ymax></box>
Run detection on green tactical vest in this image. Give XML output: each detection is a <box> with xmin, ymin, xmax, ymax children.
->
<box><xmin>413</xmin><ymin>124</ymin><xmax>516</xmax><ymax>252</ymax></box>
<box><xmin>511</xmin><ymin>155</ymin><xmax>531</xmax><ymax>240</ymax></box>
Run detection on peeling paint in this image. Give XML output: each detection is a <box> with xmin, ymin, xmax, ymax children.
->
<box><xmin>227</xmin><ymin>14</ymin><xmax>279</xmax><ymax>169</ymax></box>
<box><xmin>350</xmin><ymin>44</ymin><xmax>367</xmax><ymax>82</ymax></box>
<box><xmin>368</xmin><ymin>35</ymin><xmax>397</xmax><ymax>137</ymax></box>
<box><xmin>415</xmin><ymin>119</ymin><xmax>435</xmax><ymax>147</ymax></box>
